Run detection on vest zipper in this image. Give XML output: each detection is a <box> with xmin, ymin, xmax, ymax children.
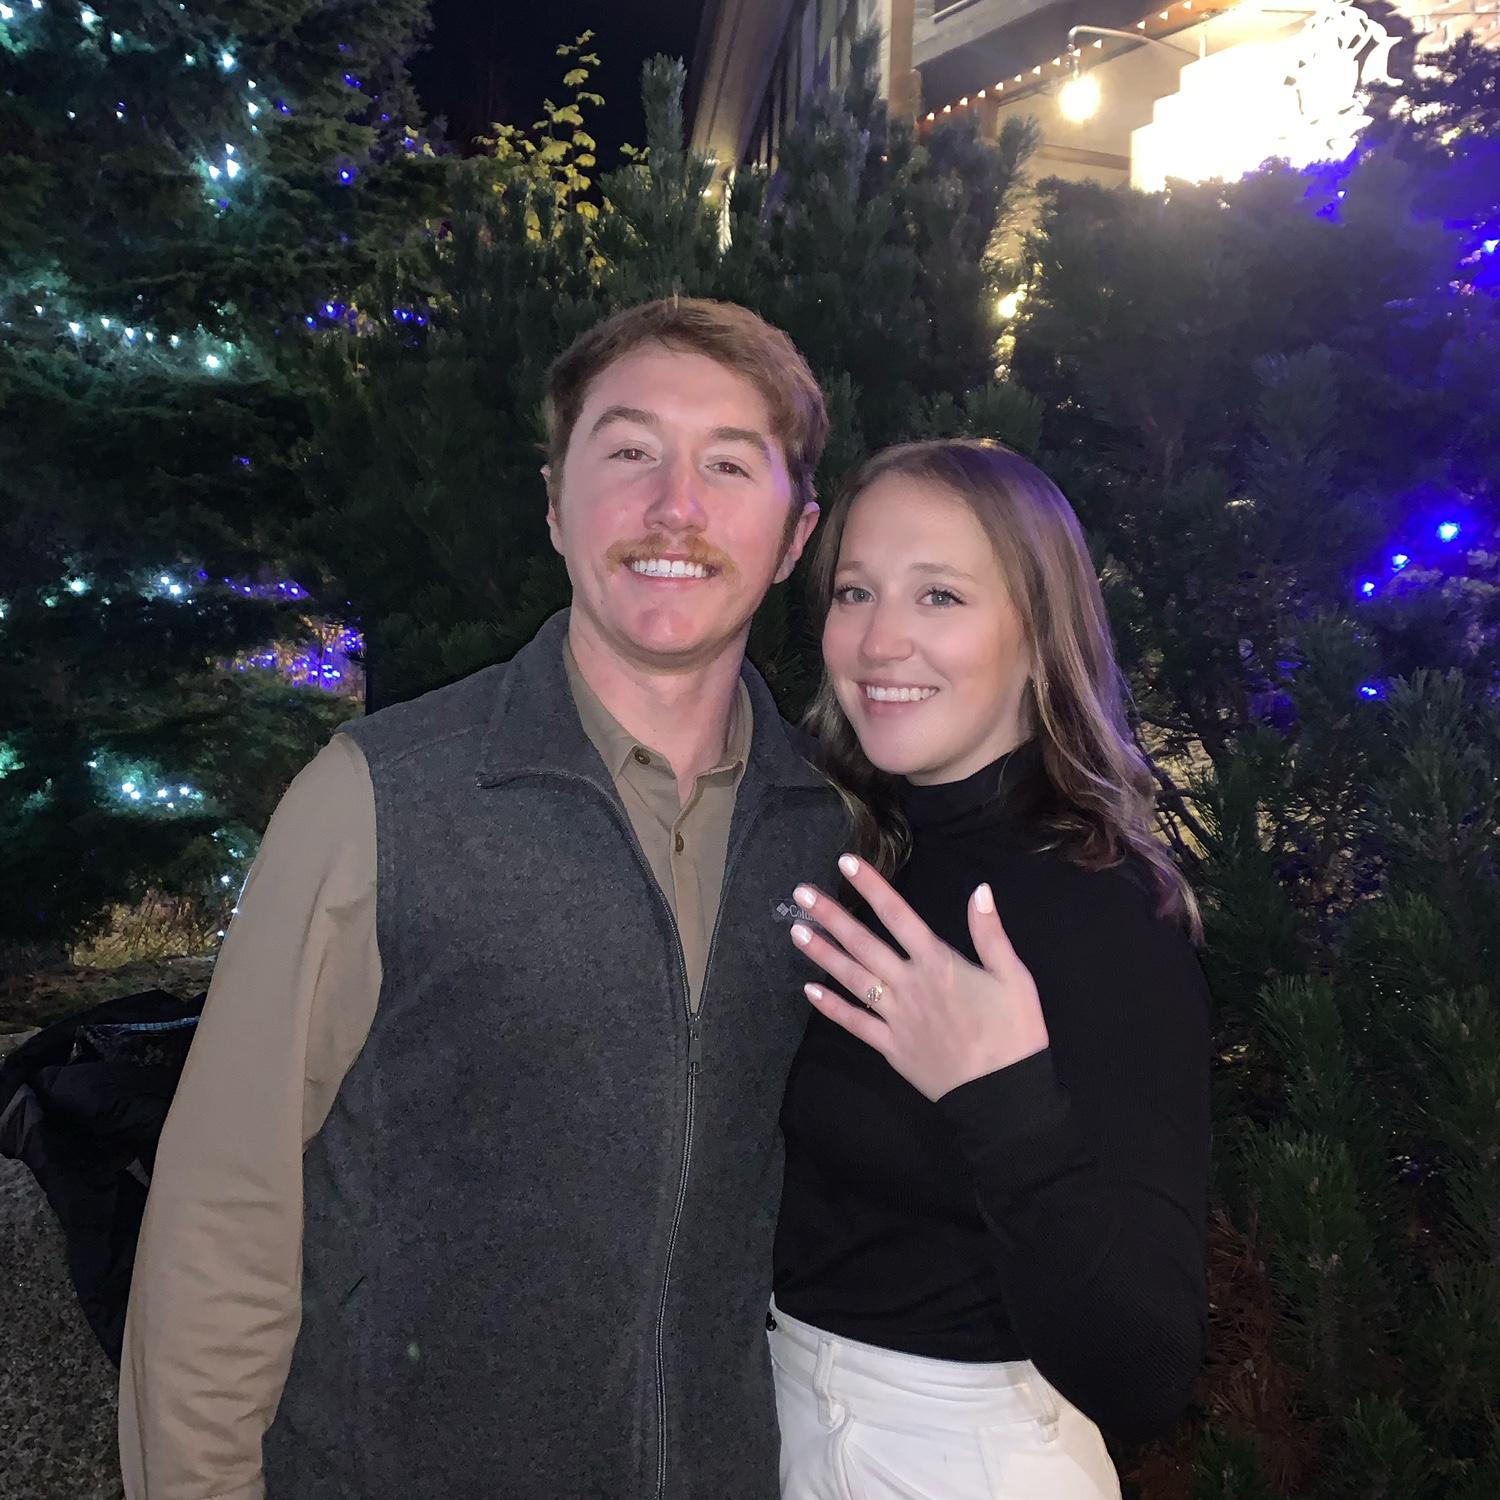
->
<box><xmin>511</xmin><ymin>768</ymin><xmax>764</xmax><ymax>1500</ymax></box>
<box><xmin>653</xmin><ymin>800</ymin><xmax>762</xmax><ymax>1498</ymax></box>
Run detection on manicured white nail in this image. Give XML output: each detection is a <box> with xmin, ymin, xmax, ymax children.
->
<box><xmin>794</xmin><ymin>885</ymin><xmax>818</xmax><ymax>909</ymax></box>
<box><xmin>974</xmin><ymin>883</ymin><xmax>994</xmax><ymax>914</ymax></box>
<box><xmin>791</xmin><ymin>923</ymin><xmax>813</xmax><ymax>946</ymax></box>
<box><xmin>838</xmin><ymin>854</ymin><xmax>860</xmax><ymax>878</ymax></box>
<box><xmin>805</xmin><ymin>983</ymin><xmax>825</xmax><ymax>1002</ymax></box>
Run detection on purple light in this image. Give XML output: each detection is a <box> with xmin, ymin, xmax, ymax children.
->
<box><xmin>275</xmin><ymin>100</ymin><xmax>291</xmax><ymax>115</ymax></box>
<box><xmin>236</xmin><ymin>455</ymin><xmax>251</xmax><ymax>467</ymax></box>
<box><xmin>1437</xmin><ymin>521</ymin><xmax>1460</xmax><ymax>542</ymax></box>
<box><xmin>343</xmin><ymin>73</ymin><xmax>361</xmax><ymax>89</ymax></box>
<box><xmin>1391</xmin><ymin>553</ymin><xmax>1410</xmax><ymax>571</ymax></box>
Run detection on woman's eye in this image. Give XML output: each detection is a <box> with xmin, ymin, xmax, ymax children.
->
<box><xmin>832</xmin><ymin>584</ymin><xmax>872</xmax><ymax>604</ymax></box>
<box><xmin>924</xmin><ymin>588</ymin><xmax>963</xmax><ymax>607</ymax></box>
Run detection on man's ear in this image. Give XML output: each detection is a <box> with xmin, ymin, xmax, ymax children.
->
<box><xmin>543</xmin><ymin>466</ymin><xmax>563</xmax><ymax>554</ymax></box>
<box><xmin>774</xmin><ymin>502</ymin><xmax>820</xmax><ymax>585</ymax></box>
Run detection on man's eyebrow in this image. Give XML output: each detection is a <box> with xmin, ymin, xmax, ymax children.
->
<box><xmin>589</xmin><ymin>405</ymin><xmax>660</xmax><ymax>437</ymax></box>
<box><xmin>708</xmin><ymin>426</ymin><xmax>773</xmax><ymax>461</ymax></box>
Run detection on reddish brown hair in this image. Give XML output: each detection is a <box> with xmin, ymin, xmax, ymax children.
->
<box><xmin>543</xmin><ymin>297</ymin><xmax>829</xmax><ymax>514</ymax></box>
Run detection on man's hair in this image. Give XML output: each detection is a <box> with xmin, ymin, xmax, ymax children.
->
<box><xmin>543</xmin><ymin>297</ymin><xmax>829</xmax><ymax>514</ymax></box>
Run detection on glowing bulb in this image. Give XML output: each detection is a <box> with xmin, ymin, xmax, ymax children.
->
<box><xmin>1</xmin><ymin>5</ymin><xmax>16</xmax><ymax>19</ymax></box>
<box><xmin>203</xmin><ymin>354</ymin><xmax>222</xmax><ymax>370</ymax></box>
<box><xmin>225</xmin><ymin>158</ymin><xmax>241</xmax><ymax>178</ymax></box>
<box><xmin>123</xmin><ymin>326</ymin><xmax>136</xmax><ymax>339</ymax></box>
<box><xmin>68</xmin><ymin>321</ymin><xmax>81</xmax><ymax>334</ymax></box>
<box><xmin>121</xmin><ymin>781</ymin><xmax>136</xmax><ymax>793</ymax></box>
<box><xmin>1437</xmin><ymin>521</ymin><xmax>1460</xmax><ymax>542</ymax></box>
<box><xmin>66</xmin><ymin>577</ymin><xmax>87</xmax><ymax>593</ymax></box>
<box><xmin>1391</xmin><ymin>553</ymin><xmax>1410</xmax><ymax>570</ymax></box>
<box><xmin>178</xmin><ymin>785</ymin><xmax>190</xmax><ymax>795</ymax></box>
<box><xmin>998</xmin><ymin>291</ymin><xmax>1022</xmax><ymax>320</ymax></box>
<box><xmin>157</xmin><ymin>788</ymin><xmax>169</xmax><ymax>799</ymax></box>
<box><xmin>219</xmin><ymin>49</ymin><xmax>236</xmax><ymax>71</ymax></box>
<box><xmin>1359</xmin><ymin>580</ymin><xmax>1376</xmax><ymax>597</ymax></box>
<box><xmin>208</xmin><ymin>165</ymin><xmax>221</xmax><ymax>179</ymax></box>
<box><xmin>99</xmin><ymin>316</ymin><xmax>110</xmax><ymax>327</ymax></box>
<box><xmin>80</xmin><ymin>6</ymin><xmax>97</xmax><ymax>26</ymax></box>
<box><xmin>130</xmin><ymin>790</ymin><xmax>143</xmax><ymax>801</ymax></box>
<box><xmin>168</xmin><ymin>582</ymin><xmax>183</xmax><ymax>595</ymax></box>
<box><xmin>1059</xmin><ymin>72</ymin><xmax>1101</xmax><ymax>122</ymax></box>
<box><xmin>247</xmin><ymin>102</ymin><xmax>259</xmax><ymax>116</ymax></box>
<box><xmin>169</xmin><ymin>334</ymin><xmax>180</xmax><ymax>346</ymax></box>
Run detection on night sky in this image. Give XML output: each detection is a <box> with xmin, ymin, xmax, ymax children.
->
<box><xmin>411</xmin><ymin>1</ymin><xmax>708</xmax><ymax>160</ymax></box>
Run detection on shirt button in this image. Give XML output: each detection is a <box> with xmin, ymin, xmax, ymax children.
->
<box><xmin>674</xmin><ymin>832</ymin><xmax>685</xmax><ymax>854</ymax></box>
<box><xmin>632</xmin><ymin>748</ymin><xmax>651</xmax><ymax>767</ymax></box>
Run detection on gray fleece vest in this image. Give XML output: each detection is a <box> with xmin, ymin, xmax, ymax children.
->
<box><xmin>262</xmin><ymin>611</ymin><xmax>846</xmax><ymax>1499</ymax></box>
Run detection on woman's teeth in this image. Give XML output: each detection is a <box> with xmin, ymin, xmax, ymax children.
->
<box><xmin>863</xmin><ymin>685</ymin><xmax>938</xmax><ymax>703</ymax></box>
<box><xmin>630</xmin><ymin>559</ymin><xmax>712</xmax><ymax>579</ymax></box>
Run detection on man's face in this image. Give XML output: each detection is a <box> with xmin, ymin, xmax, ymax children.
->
<box><xmin>547</xmin><ymin>343</ymin><xmax>818</xmax><ymax>674</ymax></box>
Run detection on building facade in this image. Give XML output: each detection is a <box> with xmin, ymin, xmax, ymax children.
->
<box><xmin>687</xmin><ymin>0</ymin><xmax>1498</xmax><ymax>191</ymax></box>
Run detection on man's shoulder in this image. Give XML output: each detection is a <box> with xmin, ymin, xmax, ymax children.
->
<box><xmin>339</xmin><ymin>660</ymin><xmax>512</xmax><ymax>769</ymax></box>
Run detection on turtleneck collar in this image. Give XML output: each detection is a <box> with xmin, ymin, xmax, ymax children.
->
<box><xmin>895</xmin><ymin>738</ymin><xmax>1050</xmax><ymax>837</ymax></box>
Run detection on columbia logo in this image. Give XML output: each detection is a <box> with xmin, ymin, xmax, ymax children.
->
<box><xmin>771</xmin><ymin>900</ymin><xmax>820</xmax><ymax>929</ymax></box>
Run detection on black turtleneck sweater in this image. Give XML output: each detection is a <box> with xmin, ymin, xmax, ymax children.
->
<box><xmin>773</xmin><ymin>742</ymin><xmax>1212</xmax><ymax>1443</ymax></box>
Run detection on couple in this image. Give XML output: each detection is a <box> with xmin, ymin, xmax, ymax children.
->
<box><xmin>120</xmin><ymin>298</ymin><xmax>1211</xmax><ymax>1500</ymax></box>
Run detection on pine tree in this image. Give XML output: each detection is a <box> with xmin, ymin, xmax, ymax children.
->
<box><xmin>1005</xmin><ymin>40</ymin><xmax>1500</xmax><ymax>1499</ymax></box>
<box><xmin>0</xmin><ymin>0</ymin><xmax>444</xmax><ymax>967</ymax></box>
<box><xmin>300</xmin><ymin>32</ymin><xmax>1039</xmax><ymax>711</ymax></box>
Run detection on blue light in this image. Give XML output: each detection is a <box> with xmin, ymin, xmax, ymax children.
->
<box><xmin>1358</xmin><ymin>683</ymin><xmax>1383</xmax><ymax>700</ymax></box>
<box><xmin>338</xmin><ymin>167</ymin><xmax>356</xmax><ymax>185</ymax></box>
<box><xmin>304</xmin><ymin>315</ymin><xmax>316</xmax><ymax>326</ymax></box>
<box><xmin>1483</xmin><ymin>239</ymin><xmax>1499</xmax><ymax>255</ymax></box>
<box><xmin>1391</xmin><ymin>553</ymin><xmax>1409</xmax><ymax>570</ymax></box>
<box><xmin>1437</xmin><ymin>521</ymin><xmax>1460</xmax><ymax>542</ymax></box>
<box><xmin>1359</xmin><ymin>580</ymin><xmax>1376</xmax><ymax>597</ymax></box>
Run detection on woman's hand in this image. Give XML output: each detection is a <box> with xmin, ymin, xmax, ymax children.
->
<box><xmin>789</xmin><ymin>853</ymin><xmax>1050</xmax><ymax>1102</ymax></box>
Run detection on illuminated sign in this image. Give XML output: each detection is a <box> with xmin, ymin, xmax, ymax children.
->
<box><xmin>1131</xmin><ymin>2</ymin><xmax>1402</xmax><ymax>191</ymax></box>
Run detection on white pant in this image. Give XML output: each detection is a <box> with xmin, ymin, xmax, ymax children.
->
<box><xmin>769</xmin><ymin>1302</ymin><xmax>1122</xmax><ymax>1500</ymax></box>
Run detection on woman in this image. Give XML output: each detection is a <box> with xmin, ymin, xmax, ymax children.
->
<box><xmin>772</xmin><ymin>440</ymin><xmax>1211</xmax><ymax>1499</ymax></box>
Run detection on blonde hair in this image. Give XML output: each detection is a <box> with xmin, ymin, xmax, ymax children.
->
<box><xmin>803</xmin><ymin>439</ymin><xmax>1202</xmax><ymax>940</ymax></box>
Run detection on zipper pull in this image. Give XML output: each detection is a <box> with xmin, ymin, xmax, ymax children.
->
<box><xmin>688</xmin><ymin>1020</ymin><xmax>703</xmax><ymax>1076</ymax></box>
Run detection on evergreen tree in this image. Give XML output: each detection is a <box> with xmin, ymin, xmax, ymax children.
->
<box><xmin>1005</xmin><ymin>40</ymin><xmax>1500</xmax><ymax>1499</ymax></box>
<box><xmin>298</xmin><ymin>33</ymin><xmax>1039</xmax><ymax>710</ymax></box>
<box><xmin>0</xmin><ymin>0</ymin><xmax>444</xmax><ymax>966</ymax></box>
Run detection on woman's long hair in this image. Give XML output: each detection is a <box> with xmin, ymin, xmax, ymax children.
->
<box><xmin>803</xmin><ymin>439</ymin><xmax>1202</xmax><ymax>940</ymax></box>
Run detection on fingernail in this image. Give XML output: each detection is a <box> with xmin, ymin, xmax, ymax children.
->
<box><xmin>974</xmin><ymin>883</ymin><xmax>994</xmax><ymax>914</ymax></box>
<box><xmin>794</xmin><ymin>885</ymin><xmax>817</xmax><ymax>909</ymax></box>
<box><xmin>790</xmin><ymin>923</ymin><xmax>813</xmax><ymax>947</ymax></box>
<box><xmin>805</xmin><ymin>983</ymin><xmax>824</xmax><ymax>1002</ymax></box>
<box><xmin>838</xmin><ymin>853</ymin><xmax>860</xmax><ymax>878</ymax></box>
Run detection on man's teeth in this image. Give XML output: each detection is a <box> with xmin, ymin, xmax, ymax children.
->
<box><xmin>630</xmin><ymin>558</ymin><xmax>712</xmax><ymax>579</ymax></box>
<box><xmin>864</xmin><ymin>685</ymin><xmax>938</xmax><ymax>703</ymax></box>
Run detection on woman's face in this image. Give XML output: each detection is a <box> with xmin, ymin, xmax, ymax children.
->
<box><xmin>822</xmin><ymin>474</ymin><xmax>1033</xmax><ymax>786</ymax></box>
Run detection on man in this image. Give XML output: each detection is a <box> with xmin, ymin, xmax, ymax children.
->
<box><xmin>120</xmin><ymin>298</ymin><xmax>845</xmax><ymax>1499</ymax></box>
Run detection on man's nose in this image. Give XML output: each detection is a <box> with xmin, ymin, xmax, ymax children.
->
<box><xmin>641</xmin><ymin>458</ymin><xmax>707</xmax><ymax>533</ymax></box>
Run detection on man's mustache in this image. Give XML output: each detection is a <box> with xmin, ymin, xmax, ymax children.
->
<box><xmin>606</xmin><ymin>534</ymin><xmax>738</xmax><ymax>579</ymax></box>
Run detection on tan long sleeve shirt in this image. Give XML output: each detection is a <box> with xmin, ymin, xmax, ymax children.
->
<box><xmin>119</xmin><ymin>657</ymin><xmax>751</xmax><ymax>1500</ymax></box>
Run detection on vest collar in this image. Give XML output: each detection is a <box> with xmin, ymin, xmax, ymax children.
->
<box><xmin>474</xmin><ymin>608</ymin><xmax>826</xmax><ymax>793</ymax></box>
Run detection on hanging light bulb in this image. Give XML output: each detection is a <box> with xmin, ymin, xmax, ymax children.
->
<box><xmin>1059</xmin><ymin>70</ymin><xmax>1101</xmax><ymax>122</ymax></box>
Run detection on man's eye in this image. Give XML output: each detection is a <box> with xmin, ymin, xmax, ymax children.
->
<box><xmin>924</xmin><ymin>588</ymin><xmax>963</xmax><ymax>607</ymax></box>
<box><xmin>611</xmin><ymin>447</ymin><xmax>652</xmax><ymax>462</ymax></box>
<box><xmin>832</xmin><ymin>584</ymin><xmax>871</xmax><ymax>604</ymax></box>
<box><xmin>710</xmin><ymin>460</ymin><xmax>750</xmax><ymax>477</ymax></box>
